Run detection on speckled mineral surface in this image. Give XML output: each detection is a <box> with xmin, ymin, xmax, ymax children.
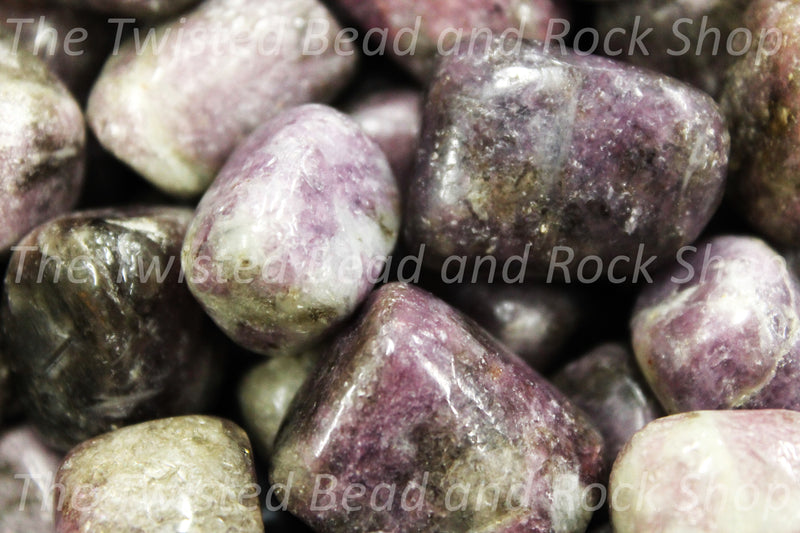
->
<box><xmin>183</xmin><ymin>104</ymin><xmax>400</xmax><ymax>357</ymax></box>
<box><xmin>55</xmin><ymin>416</ymin><xmax>264</xmax><ymax>533</ymax></box>
<box><xmin>271</xmin><ymin>282</ymin><xmax>604</xmax><ymax>532</ymax></box>
<box><xmin>405</xmin><ymin>37</ymin><xmax>729</xmax><ymax>280</ymax></box>
<box><xmin>87</xmin><ymin>0</ymin><xmax>357</xmax><ymax>197</ymax></box>
<box><xmin>0</xmin><ymin>33</ymin><xmax>85</xmax><ymax>254</ymax></box>
<box><xmin>1</xmin><ymin>207</ymin><xmax>219</xmax><ymax>451</ymax></box>
<box><xmin>631</xmin><ymin>236</ymin><xmax>800</xmax><ymax>413</ymax></box>
<box><xmin>611</xmin><ymin>410</ymin><xmax>800</xmax><ymax>532</ymax></box>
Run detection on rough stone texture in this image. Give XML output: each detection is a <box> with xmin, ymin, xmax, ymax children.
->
<box><xmin>610</xmin><ymin>410</ymin><xmax>800</xmax><ymax>532</ymax></box>
<box><xmin>331</xmin><ymin>0</ymin><xmax>563</xmax><ymax>80</ymax></box>
<box><xmin>271</xmin><ymin>282</ymin><xmax>604</xmax><ymax>533</ymax></box>
<box><xmin>346</xmin><ymin>89</ymin><xmax>423</xmax><ymax>192</ymax></box>
<box><xmin>238</xmin><ymin>350</ymin><xmax>317</xmax><ymax>459</ymax></box>
<box><xmin>552</xmin><ymin>343</ymin><xmax>662</xmax><ymax>473</ymax></box>
<box><xmin>0</xmin><ymin>2</ymin><xmax>112</xmax><ymax>97</ymax></box>
<box><xmin>0</xmin><ymin>425</ymin><xmax>62</xmax><ymax>532</ymax></box>
<box><xmin>49</xmin><ymin>0</ymin><xmax>199</xmax><ymax>18</ymax></box>
<box><xmin>595</xmin><ymin>0</ymin><xmax>750</xmax><ymax>98</ymax></box>
<box><xmin>447</xmin><ymin>283</ymin><xmax>582</xmax><ymax>371</ymax></box>
<box><xmin>405</xmin><ymin>37</ymin><xmax>729</xmax><ymax>279</ymax></box>
<box><xmin>0</xmin><ymin>32</ymin><xmax>85</xmax><ymax>254</ymax></box>
<box><xmin>55</xmin><ymin>416</ymin><xmax>264</xmax><ymax>533</ymax></box>
<box><xmin>87</xmin><ymin>0</ymin><xmax>357</xmax><ymax>197</ymax></box>
<box><xmin>1</xmin><ymin>207</ymin><xmax>220</xmax><ymax>452</ymax></box>
<box><xmin>720</xmin><ymin>0</ymin><xmax>800</xmax><ymax>246</ymax></box>
<box><xmin>631</xmin><ymin>235</ymin><xmax>800</xmax><ymax>413</ymax></box>
<box><xmin>183</xmin><ymin>105</ymin><xmax>400</xmax><ymax>357</ymax></box>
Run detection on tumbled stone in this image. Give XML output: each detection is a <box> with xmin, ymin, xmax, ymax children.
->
<box><xmin>720</xmin><ymin>0</ymin><xmax>800</xmax><ymax>245</ymax></box>
<box><xmin>552</xmin><ymin>343</ymin><xmax>662</xmax><ymax>472</ymax></box>
<box><xmin>331</xmin><ymin>0</ymin><xmax>562</xmax><ymax>80</ymax></box>
<box><xmin>1</xmin><ymin>207</ymin><xmax>219</xmax><ymax>451</ymax></box>
<box><xmin>631</xmin><ymin>235</ymin><xmax>800</xmax><ymax>413</ymax></box>
<box><xmin>346</xmin><ymin>89</ymin><xmax>423</xmax><ymax>191</ymax></box>
<box><xmin>595</xmin><ymin>0</ymin><xmax>750</xmax><ymax>98</ymax></box>
<box><xmin>50</xmin><ymin>0</ymin><xmax>199</xmax><ymax>18</ymax></box>
<box><xmin>405</xmin><ymin>37</ymin><xmax>729</xmax><ymax>280</ymax></box>
<box><xmin>87</xmin><ymin>0</ymin><xmax>357</xmax><ymax>197</ymax></box>
<box><xmin>271</xmin><ymin>282</ymin><xmax>604</xmax><ymax>533</ymax></box>
<box><xmin>183</xmin><ymin>104</ymin><xmax>400</xmax><ymax>357</ymax></box>
<box><xmin>55</xmin><ymin>415</ymin><xmax>263</xmax><ymax>533</ymax></box>
<box><xmin>238</xmin><ymin>350</ymin><xmax>317</xmax><ymax>458</ymax></box>
<box><xmin>447</xmin><ymin>282</ymin><xmax>582</xmax><ymax>371</ymax></box>
<box><xmin>0</xmin><ymin>33</ymin><xmax>85</xmax><ymax>254</ymax></box>
<box><xmin>610</xmin><ymin>410</ymin><xmax>800</xmax><ymax>532</ymax></box>
<box><xmin>0</xmin><ymin>425</ymin><xmax>62</xmax><ymax>532</ymax></box>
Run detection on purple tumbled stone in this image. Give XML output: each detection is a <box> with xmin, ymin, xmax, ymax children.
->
<box><xmin>49</xmin><ymin>0</ymin><xmax>199</xmax><ymax>18</ymax></box>
<box><xmin>631</xmin><ymin>235</ymin><xmax>800</xmax><ymax>413</ymax></box>
<box><xmin>552</xmin><ymin>343</ymin><xmax>662</xmax><ymax>473</ymax></box>
<box><xmin>270</xmin><ymin>282</ymin><xmax>604</xmax><ymax>532</ymax></box>
<box><xmin>331</xmin><ymin>0</ymin><xmax>564</xmax><ymax>80</ymax></box>
<box><xmin>720</xmin><ymin>0</ymin><xmax>800</xmax><ymax>245</ymax></box>
<box><xmin>611</xmin><ymin>410</ymin><xmax>800</xmax><ymax>531</ymax></box>
<box><xmin>0</xmin><ymin>33</ymin><xmax>85</xmax><ymax>254</ymax></box>
<box><xmin>405</xmin><ymin>37</ymin><xmax>729</xmax><ymax>280</ymax></box>
<box><xmin>182</xmin><ymin>104</ymin><xmax>400</xmax><ymax>357</ymax></box>
<box><xmin>87</xmin><ymin>0</ymin><xmax>357</xmax><ymax>197</ymax></box>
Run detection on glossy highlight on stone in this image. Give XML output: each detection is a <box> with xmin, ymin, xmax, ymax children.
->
<box><xmin>87</xmin><ymin>0</ymin><xmax>357</xmax><ymax>197</ymax></box>
<box><xmin>55</xmin><ymin>416</ymin><xmax>263</xmax><ymax>533</ymax></box>
<box><xmin>183</xmin><ymin>104</ymin><xmax>400</xmax><ymax>357</ymax></box>
<box><xmin>405</xmin><ymin>37</ymin><xmax>729</xmax><ymax>280</ymax></box>
<box><xmin>1</xmin><ymin>207</ymin><xmax>219</xmax><ymax>451</ymax></box>
<box><xmin>610</xmin><ymin>410</ymin><xmax>800</xmax><ymax>532</ymax></box>
<box><xmin>271</xmin><ymin>282</ymin><xmax>604</xmax><ymax>533</ymax></box>
<box><xmin>631</xmin><ymin>236</ymin><xmax>800</xmax><ymax>413</ymax></box>
<box><xmin>50</xmin><ymin>0</ymin><xmax>199</xmax><ymax>18</ymax></box>
<box><xmin>0</xmin><ymin>33</ymin><xmax>85</xmax><ymax>254</ymax></box>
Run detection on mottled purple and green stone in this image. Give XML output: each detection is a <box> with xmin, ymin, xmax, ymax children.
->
<box><xmin>271</xmin><ymin>282</ymin><xmax>604</xmax><ymax>532</ymax></box>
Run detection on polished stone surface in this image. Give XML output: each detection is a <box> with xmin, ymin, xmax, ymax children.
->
<box><xmin>183</xmin><ymin>104</ymin><xmax>400</xmax><ymax>357</ymax></box>
<box><xmin>271</xmin><ymin>282</ymin><xmax>604</xmax><ymax>532</ymax></box>
<box><xmin>50</xmin><ymin>0</ymin><xmax>199</xmax><ymax>18</ymax></box>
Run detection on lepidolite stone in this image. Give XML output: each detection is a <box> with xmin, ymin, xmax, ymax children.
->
<box><xmin>87</xmin><ymin>0</ymin><xmax>357</xmax><ymax>197</ymax></box>
<box><xmin>610</xmin><ymin>410</ymin><xmax>800</xmax><ymax>532</ymax></box>
<box><xmin>238</xmin><ymin>350</ymin><xmax>317</xmax><ymax>458</ymax></box>
<box><xmin>271</xmin><ymin>282</ymin><xmax>604</xmax><ymax>532</ymax></box>
<box><xmin>0</xmin><ymin>426</ymin><xmax>62</xmax><ymax>532</ymax></box>
<box><xmin>448</xmin><ymin>283</ymin><xmax>582</xmax><ymax>371</ymax></box>
<box><xmin>55</xmin><ymin>416</ymin><xmax>263</xmax><ymax>533</ymax></box>
<box><xmin>346</xmin><ymin>89</ymin><xmax>423</xmax><ymax>191</ymax></box>
<box><xmin>0</xmin><ymin>33</ymin><xmax>85</xmax><ymax>254</ymax></box>
<box><xmin>183</xmin><ymin>105</ymin><xmax>400</xmax><ymax>357</ymax></box>
<box><xmin>631</xmin><ymin>236</ymin><xmax>800</xmax><ymax>413</ymax></box>
<box><xmin>552</xmin><ymin>343</ymin><xmax>662</xmax><ymax>472</ymax></box>
<box><xmin>1</xmin><ymin>207</ymin><xmax>219</xmax><ymax>451</ymax></box>
<box><xmin>595</xmin><ymin>0</ymin><xmax>750</xmax><ymax>98</ymax></box>
<box><xmin>405</xmin><ymin>37</ymin><xmax>729</xmax><ymax>280</ymax></box>
<box><xmin>720</xmin><ymin>0</ymin><xmax>800</xmax><ymax>245</ymax></box>
<box><xmin>50</xmin><ymin>0</ymin><xmax>199</xmax><ymax>18</ymax></box>
<box><xmin>331</xmin><ymin>0</ymin><xmax>563</xmax><ymax>80</ymax></box>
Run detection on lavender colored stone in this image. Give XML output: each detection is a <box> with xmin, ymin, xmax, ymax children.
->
<box><xmin>595</xmin><ymin>0</ymin><xmax>750</xmax><ymax>98</ymax></box>
<box><xmin>404</xmin><ymin>37</ymin><xmax>729</xmax><ymax>280</ymax></box>
<box><xmin>0</xmin><ymin>425</ymin><xmax>62</xmax><ymax>532</ymax></box>
<box><xmin>610</xmin><ymin>410</ymin><xmax>800</xmax><ymax>532</ymax></box>
<box><xmin>720</xmin><ymin>0</ymin><xmax>800</xmax><ymax>245</ymax></box>
<box><xmin>183</xmin><ymin>104</ymin><xmax>400</xmax><ymax>357</ymax></box>
<box><xmin>552</xmin><ymin>343</ymin><xmax>662</xmax><ymax>472</ymax></box>
<box><xmin>50</xmin><ymin>0</ymin><xmax>199</xmax><ymax>18</ymax></box>
<box><xmin>346</xmin><ymin>89</ymin><xmax>423</xmax><ymax>191</ymax></box>
<box><xmin>87</xmin><ymin>0</ymin><xmax>357</xmax><ymax>197</ymax></box>
<box><xmin>0</xmin><ymin>33</ymin><xmax>85</xmax><ymax>254</ymax></box>
<box><xmin>270</xmin><ymin>282</ymin><xmax>604</xmax><ymax>532</ymax></box>
<box><xmin>448</xmin><ymin>282</ymin><xmax>582</xmax><ymax>371</ymax></box>
<box><xmin>331</xmin><ymin>0</ymin><xmax>563</xmax><ymax>80</ymax></box>
<box><xmin>55</xmin><ymin>416</ymin><xmax>263</xmax><ymax>533</ymax></box>
<box><xmin>1</xmin><ymin>207</ymin><xmax>219</xmax><ymax>451</ymax></box>
<box><xmin>631</xmin><ymin>236</ymin><xmax>800</xmax><ymax>414</ymax></box>
<box><xmin>238</xmin><ymin>350</ymin><xmax>317</xmax><ymax>458</ymax></box>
